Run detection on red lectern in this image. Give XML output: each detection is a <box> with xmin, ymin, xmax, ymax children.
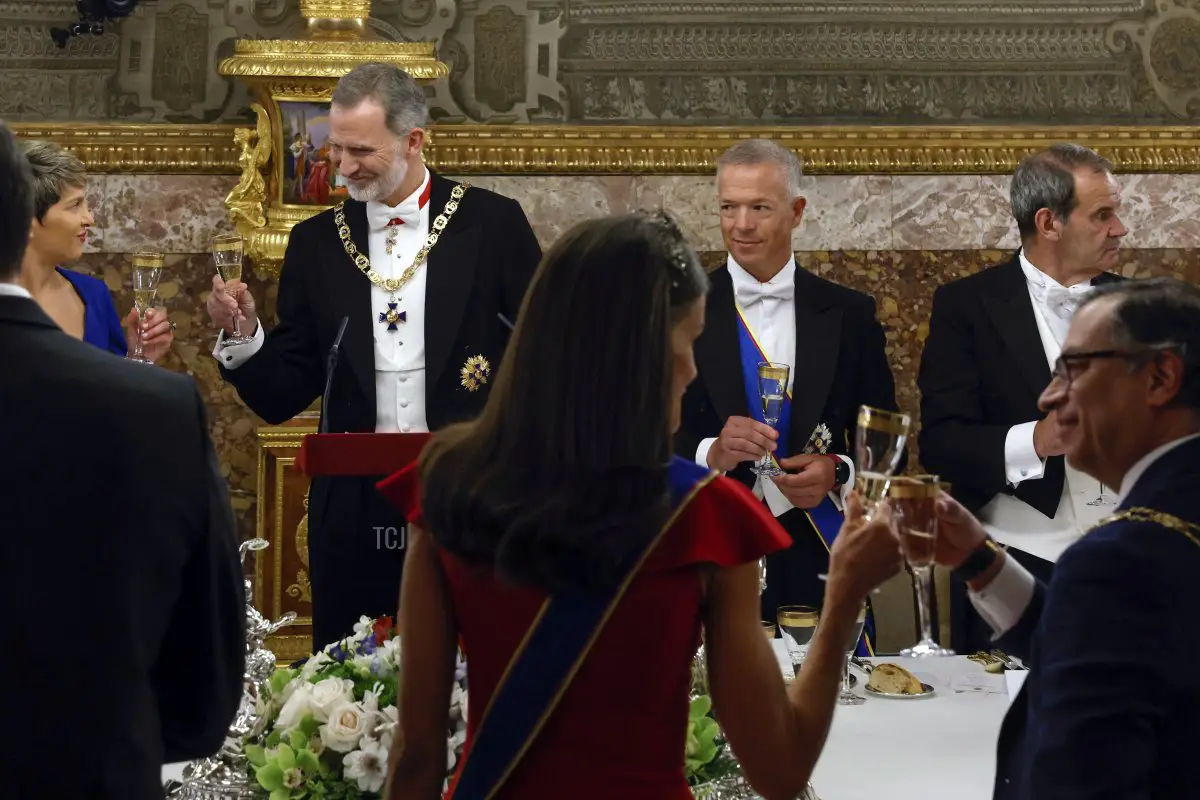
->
<box><xmin>296</xmin><ymin>432</ymin><xmax>432</xmax><ymax>478</ymax></box>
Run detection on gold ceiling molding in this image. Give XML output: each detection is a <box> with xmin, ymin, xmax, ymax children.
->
<box><xmin>12</xmin><ymin>122</ymin><xmax>1200</xmax><ymax>175</ymax></box>
<box><xmin>9</xmin><ymin>123</ymin><xmax>242</xmax><ymax>175</ymax></box>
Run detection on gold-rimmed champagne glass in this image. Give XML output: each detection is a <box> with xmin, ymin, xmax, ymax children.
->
<box><xmin>751</xmin><ymin>361</ymin><xmax>790</xmax><ymax>477</ymax></box>
<box><xmin>853</xmin><ymin>405</ymin><xmax>912</xmax><ymax>515</ymax></box>
<box><xmin>127</xmin><ymin>252</ymin><xmax>163</xmax><ymax>364</ymax></box>
<box><xmin>212</xmin><ymin>233</ymin><xmax>252</xmax><ymax>345</ymax></box>
<box><xmin>890</xmin><ymin>475</ymin><xmax>955</xmax><ymax>658</ymax></box>
<box><xmin>778</xmin><ymin>605</ymin><xmax>819</xmax><ymax>676</ymax></box>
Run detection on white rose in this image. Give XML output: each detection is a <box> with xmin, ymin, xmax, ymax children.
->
<box><xmin>300</xmin><ymin>652</ymin><xmax>332</xmax><ymax>681</ymax></box>
<box><xmin>320</xmin><ymin>701</ymin><xmax>375</xmax><ymax>753</ymax></box>
<box><xmin>309</xmin><ymin>677</ymin><xmax>355</xmax><ymax>723</ymax></box>
<box><xmin>274</xmin><ymin>683</ymin><xmax>314</xmax><ymax>731</ymax></box>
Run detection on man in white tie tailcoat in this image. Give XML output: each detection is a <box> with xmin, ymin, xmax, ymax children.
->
<box><xmin>676</xmin><ymin>139</ymin><xmax>902</xmax><ymax>640</ymax></box>
<box><xmin>918</xmin><ymin>143</ymin><xmax>1128</xmax><ymax>652</ymax></box>
<box><xmin>204</xmin><ymin>63</ymin><xmax>541</xmax><ymax>649</ymax></box>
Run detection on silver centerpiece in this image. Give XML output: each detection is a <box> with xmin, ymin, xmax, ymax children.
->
<box><xmin>164</xmin><ymin>538</ymin><xmax>297</xmax><ymax>800</ymax></box>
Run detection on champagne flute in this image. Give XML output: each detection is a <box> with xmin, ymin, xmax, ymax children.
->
<box><xmin>751</xmin><ymin>361</ymin><xmax>790</xmax><ymax>477</ymax></box>
<box><xmin>853</xmin><ymin>405</ymin><xmax>912</xmax><ymax>516</ymax></box>
<box><xmin>212</xmin><ymin>233</ymin><xmax>252</xmax><ymax>345</ymax></box>
<box><xmin>833</xmin><ymin>601</ymin><xmax>868</xmax><ymax>706</ymax></box>
<box><xmin>778</xmin><ymin>605</ymin><xmax>819</xmax><ymax>676</ymax></box>
<box><xmin>127</xmin><ymin>252</ymin><xmax>163</xmax><ymax>364</ymax></box>
<box><xmin>891</xmin><ymin>475</ymin><xmax>955</xmax><ymax>658</ymax></box>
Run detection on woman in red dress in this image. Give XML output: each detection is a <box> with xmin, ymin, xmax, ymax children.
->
<box><xmin>379</xmin><ymin>212</ymin><xmax>904</xmax><ymax>800</ymax></box>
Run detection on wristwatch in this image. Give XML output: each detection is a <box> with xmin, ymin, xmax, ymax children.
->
<box><xmin>953</xmin><ymin>537</ymin><xmax>1004</xmax><ymax>583</ymax></box>
<box><xmin>827</xmin><ymin>455</ymin><xmax>851</xmax><ymax>487</ymax></box>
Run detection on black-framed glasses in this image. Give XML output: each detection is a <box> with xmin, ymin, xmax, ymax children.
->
<box><xmin>1051</xmin><ymin>344</ymin><xmax>1183</xmax><ymax>389</ymax></box>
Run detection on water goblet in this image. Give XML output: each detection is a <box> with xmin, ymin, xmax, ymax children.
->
<box><xmin>778</xmin><ymin>605</ymin><xmax>819</xmax><ymax>676</ymax></box>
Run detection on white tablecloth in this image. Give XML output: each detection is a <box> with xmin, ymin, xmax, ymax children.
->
<box><xmin>164</xmin><ymin>650</ymin><xmax>1015</xmax><ymax>798</ymax></box>
<box><xmin>781</xmin><ymin>645</ymin><xmax>1012</xmax><ymax>800</ymax></box>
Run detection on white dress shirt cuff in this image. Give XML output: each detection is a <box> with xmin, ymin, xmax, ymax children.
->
<box><xmin>967</xmin><ymin>555</ymin><xmax>1037</xmax><ymax>639</ymax></box>
<box><xmin>1004</xmin><ymin>421</ymin><xmax>1045</xmax><ymax>486</ymax></box>
<box><xmin>695</xmin><ymin>437</ymin><xmax>718</xmax><ymax>470</ymax></box>
<box><xmin>211</xmin><ymin>321</ymin><xmax>264</xmax><ymax>369</ymax></box>
<box><xmin>834</xmin><ymin>454</ymin><xmax>855</xmax><ymax>509</ymax></box>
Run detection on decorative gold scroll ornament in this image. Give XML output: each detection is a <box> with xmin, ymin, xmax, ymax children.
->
<box><xmin>217</xmin><ymin>0</ymin><xmax>448</xmax><ymax>275</ymax></box>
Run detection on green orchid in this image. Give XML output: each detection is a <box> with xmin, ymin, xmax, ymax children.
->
<box><xmin>684</xmin><ymin>695</ymin><xmax>721</xmax><ymax>777</ymax></box>
<box><xmin>248</xmin><ymin>739</ymin><xmax>327</xmax><ymax>800</ymax></box>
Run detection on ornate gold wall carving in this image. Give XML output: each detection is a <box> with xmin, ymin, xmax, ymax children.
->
<box><xmin>14</xmin><ymin>122</ymin><xmax>1200</xmax><ymax>175</ymax></box>
<box><xmin>7</xmin><ymin>0</ymin><xmax>1200</xmax><ymax>124</ymax></box>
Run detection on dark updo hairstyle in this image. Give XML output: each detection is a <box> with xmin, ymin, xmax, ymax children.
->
<box><xmin>418</xmin><ymin>211</ymin><xmax>709</xmax><ymax>594</ymax></box>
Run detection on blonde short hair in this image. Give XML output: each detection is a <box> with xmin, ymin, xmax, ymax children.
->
<box><xmin>18</xmin><ymin>140</ymin><xmax>87</xmax><ymax>221</ymax></box>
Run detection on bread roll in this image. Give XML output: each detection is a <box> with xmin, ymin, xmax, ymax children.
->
<box><xmin>867</xmin><ymin>663</ymin><xmax>924</xmax><ymax>695</ymax></box>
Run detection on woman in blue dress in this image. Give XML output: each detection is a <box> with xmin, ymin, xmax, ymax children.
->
<box><xmin>16</xmin><ymin>141</ymin><xmax>173</xmax><ymax>360</ymax></box>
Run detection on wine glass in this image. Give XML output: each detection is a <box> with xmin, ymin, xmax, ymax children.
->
<box><xmin>778</xmin><ymin>605</ymin><xmax>819</xmax><ymax>676</ymax></box>
<box><xmin>762</xmin><ymin>621</ymin><xmax>778</xmax><ymax>640</ymax></box>
<box><xmin>853</xmin><ymin>405</ymin><xmax>912</xmax><ymax>516</ymax></box>
<box><xmin>127</xmin><ymin>252</ymin><xmax>163</xmax><ymax>364</ymax></box>
<box><xmin>890</xmin><ymin>475</ymin><xmax>955</xmax><ymax>658</ymax></box>
<box><xmin>751</xmin><ymin>361</ymin><xmax>790</xmax><ymax>477</ymax></box>
<box><xmin>834</xmin><ymin>601</ymin><xmax>868</xmax><ymax>706</ymax></box>
<box><xmin>212</xmin><ymin>233</ymin><xmax>252</xmax><ymax>345</ymax></box>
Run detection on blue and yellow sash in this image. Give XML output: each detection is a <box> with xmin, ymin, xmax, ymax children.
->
<box><xmin>449</xmin><ymin>457</ymin><xmax>715</xmax><ymax>799</ymax></box>
<box><xmin>735</xmin><ymin>305</ymin><xmax>874</xmax><ymax>657</ymax></box>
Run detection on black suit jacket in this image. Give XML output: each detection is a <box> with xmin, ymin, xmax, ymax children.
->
<box><xmin>918</xmin><ymin>256</ymin><xmax>1123</xmax><ymax>516</ymax></box>
<box><xmin>993</xmin><ymin>435</ymin><xmax>1200</xmax><ymax>800</ymax></box>
<box><xmin>219</xmin><ymin>170</ymin><xmax>540</xmax><ymax>433</ymax></box>
<box><xmin>678</xmin><ymin>263</ymin><xmax>902</xmax><ymax>487</ymax></box>
<box><xmin>0</xmin><ymin>296</ymin><xmax>245</xmax><ymax>800</ymax></box>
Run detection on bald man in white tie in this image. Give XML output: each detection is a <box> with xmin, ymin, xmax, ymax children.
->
<box><xmin>675</xmin><ymin>140</ymin><xmax>901</xmax><ymax>646</ymax></box>
<box><xmin>918</xmin><ymin>143</ymin><xmax>1128</xmax><ymax>653</ymax></box>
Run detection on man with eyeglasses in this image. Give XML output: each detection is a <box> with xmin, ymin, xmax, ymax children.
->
<box><xmin>918</xmin><ymin>143</ymin><xmax>1128</xmax><ymax>652</ymax></box>
<box><xmin>930</xmin><ymin>277</ymin><xmax>1200</xmax><ymax>799</ymax></box>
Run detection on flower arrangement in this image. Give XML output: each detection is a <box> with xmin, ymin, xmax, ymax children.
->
<box><xmin>244</xmin><ymin>616</ymin><xmax>468</xmax><ymax>799</ymax></box>
<box><xmin>685</xmin><ymin>652</ymin><xmax>749</xmax><ymax>797</ymax></box>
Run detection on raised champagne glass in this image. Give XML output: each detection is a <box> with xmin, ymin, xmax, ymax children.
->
<box><xmin>891</xmin><ymin>475</ymin><xmax>955</xmax><ymax>658</ymax></box>
<box><xmin>212</xmin><ymin>233</ymin><xmax>253</xmax><ymax>345</ymax></box>
<box><xmin>751</xmin><ymin>361</ymin><xmax>790</xmax><ymax>477</ymax></box>
<box><xmin>778</xmin><ymin>605</ymin><xmax>819</xmax><ymax>676</ymax></box>
<box><xmin>127</xmin><ymin>252</ymin><xmax>163</xmax><ymax>364</ymax></box>
<box><xmin>853</xmin><ymin>405</ymin><xmax>912</xmax><ymax>516</ymax></box>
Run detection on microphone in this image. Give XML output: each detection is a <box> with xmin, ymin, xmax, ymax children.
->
<box><xmin>320</xmin><ymin>316</ymin><xmax>350</xmax><ymax>435</ymax></box>
<box><xmin>497</xmin><ymin>312</ymin><xmax>515</xmax><ymax>331</ymax></box>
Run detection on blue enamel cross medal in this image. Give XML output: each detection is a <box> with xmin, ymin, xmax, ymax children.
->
<box><xmin>379</xmin><ymin>302</ymin><xmax>406</xmax><ymax>331</ymax></box>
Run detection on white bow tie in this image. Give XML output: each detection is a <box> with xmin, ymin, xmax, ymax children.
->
<box><xmin>368</xmin><ymin>198</ymin><xmax>422</xmax><ymax>232</ymax></box>
<box><xmin>736</xmin><ymin>280</ymin><xmax>793</xmax><ymax>308</ymax></box>
<box><xmin>1040</xmin><ymin>283</ymin><xmax>1092</xmax><ymax>320</ymax></box>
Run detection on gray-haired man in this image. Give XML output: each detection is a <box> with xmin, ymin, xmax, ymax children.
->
<box><xmin>675</xmin><ymin>139</ymin><xmax>901</xmax><ymax>648</ymax></box>
<box><xmin>204</xmin><ymin>63</ymin><xmax>542</xmax><ymax>648</ymax></box>
<box><xmin>918</xmin><ymin>143</ymin><xmax>1128</xmax><ymax>652</ymax></box>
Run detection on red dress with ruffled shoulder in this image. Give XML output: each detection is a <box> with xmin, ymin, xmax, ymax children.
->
<box><xmin>378</xmin><ymin>462</ymin><xmax>789</xmax><ymax>800</ymax></box>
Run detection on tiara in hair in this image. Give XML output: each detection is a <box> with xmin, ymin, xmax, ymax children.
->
<box><xmin>641</xmin><ymin>208</ymin><xmax>692</xmax><ymax>286</ymax></box>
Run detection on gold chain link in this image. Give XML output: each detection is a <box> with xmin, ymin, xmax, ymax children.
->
<box><xmin>333</xmin><ymin>182</ymin><xmax>469</xmax><ymax>298</ymax></box>
<box><xmin>1087</xmin><ymin>507</ymin><xmax>1200</xmax><ymax>549</ymax></box>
